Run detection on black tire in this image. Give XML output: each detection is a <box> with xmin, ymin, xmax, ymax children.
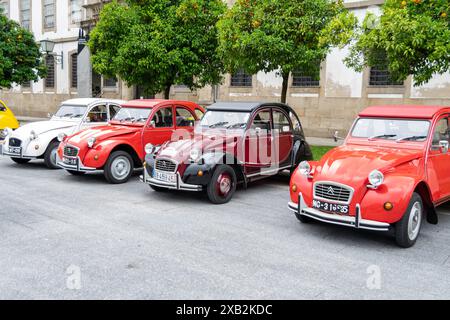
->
<box><xmin>104</xmin><ymin>151</ymin><xmax>134</xmax><ymax>184</ymax></box>
<box><xmin>395</xmin><ymin>192</ymin><xmax>423</xmax><ymax>248</ymax></box>
<box><xmin>150</xmin><ymin>185</ymin><xmax>168</xmax><ymax>192</ymax></box>
<box><xmin>11</xmin><ymin>158</ymin><xmax>30</xmax><ymax>164</ymax></box>
<box><xmin>295</xmin><ymin>212</ymin><xmax>313</xmax><ymax>223</ymax></box>
<box><xmin>67</xmin><ymin>170</ymin><xmax>86</xmax><ymax>176</ymax></box>
<box><xmin>44</xmin><ymin>141</ymin><xmax>61</xmax><ymax>169</ymax></box>
<box><xmin>206</xmin><ymin>164</ymin><xmax>237</xmax><ymax>204</ymax></box>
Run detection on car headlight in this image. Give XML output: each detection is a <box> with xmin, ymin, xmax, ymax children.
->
<box><xmin>145</xmin><ymin>143</ymin><xmax>156</xmax><ymax>155</ymax></box>
<box><xmin>2</xmin><ymin>127</ymin><xmax>12</xmax><ymax>138</ymax></box>
<box><xmin>87</xmin><ymin>137</ymin><xmax>96</xmax><ymax>148</ymax></box>
<box><xmin>58</xmin><ymin>133</ymin><xmax>67</xmax><ymax>142</ymax></box>
<box><xmin>368</xmin><ymin>170</ymin><xmax>384</xmax><ymax>188</ymax></box>
<box><xmin>298</xmin><ymin>161</ymin><xmax>311</xmax><ymax>176</ymax></box>
<box><xmin>30</xmin><ymin>130</ymin><xmax>38</xmax><ymax>140</ymax></box>
<box><xmin>190</xmin><ymin>148</ymin><xmax>201</xmax><ymax>162</ymax></box>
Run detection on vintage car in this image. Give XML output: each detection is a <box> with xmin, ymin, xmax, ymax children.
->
<box><xmin>1</xmin><ymin>98</ymin><xmax>124</xmax><ymax>169</ymax></box>
<box><xmin>142</xmin><ymin>102</ymin><xmax>312</xmax><ymax>204</ymax></box>
<box><xmin>289</xmin><ymin>105</ymin><xmax>450</xmax><ymax>248</ymax></box>
<box><xmin>57</xmin><ymin>99</ymin><xmax>205</xmax><ymax>184</ymax></box>
<box><xmin>0</xmin><ymin>99</ymin><xmax>19</xmax><ymax>137</ymax></box>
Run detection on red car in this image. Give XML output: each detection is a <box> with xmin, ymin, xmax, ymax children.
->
<box><xmin>57</xmin><ymin>99</ymin><xmax>205</xmax><ymax>184</ymax></box>
<box><xmin>142</xmin><ymin>102</ymin><xmax>312</xmax><ymax>204</ymax></box>
<box><xmin>289</xmin><ymin>105</ymin><xmax>450</xmax><ymax>248</ymax></box>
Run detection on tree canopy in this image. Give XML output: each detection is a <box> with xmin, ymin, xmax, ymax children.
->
<box><xmin>88</xmin><ymin>0</ymin><xmax>227</xmax><ymax>98</ymax></box>
<box><xmin>217</xmin><ymin>0</ymin><xmax>356</xmax><ymax>103</ymax></box>
<box><xmin>344</xmin><ymin>0</ymin><xmax>450</xmax><ymax>86</ymax></box>
<box><xmin>0</xmin><ymin>9</ymin><xmax>46</xmax><ymax>88</ymax></box>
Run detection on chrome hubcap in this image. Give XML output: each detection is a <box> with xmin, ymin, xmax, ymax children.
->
<box><xmin>111</xmin><ymin>156</ymin><xmax>131</xmax><ymax>180</ymax></box>
<box><xmin>408</xmin><ymin>201</ymin><xmax>422</xmax><ymax>241</ymax></box>
<box><xmin>217</xmin><ymin>174</ymin><xmax>232</xmax><ymax>196</ymax></box>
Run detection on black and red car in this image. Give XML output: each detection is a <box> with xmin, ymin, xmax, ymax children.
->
<box><xmin>141</xmin><ymin>102</ymin><xmax>312</xmax><ymax>204</ymax></box>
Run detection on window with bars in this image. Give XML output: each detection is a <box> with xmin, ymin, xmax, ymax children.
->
<box><xmin>369</xmin><ymin>65</ymin><xmax>403</xmax><ymax>86</ymax></box>
<box><xmin>104</xmin><ymin>77</ymin><xmax>117</xmax><ymax>88</ymax></box>
<box><xmin>45</xmin><ymin>55</ymin><xmax>55</xmax><ymax>89</ymax></box>
<box><xmin>0</xmin><ymin>1</ymin><xmax>9</xmax><ymax>17</ymax></box>
<box><xmin>230</xmin><ymin>70</ymin><xmax>252</xmax><ymax>87</ymax></box>
<box><xmin>69</xmin><ymin>0</ymin><xmax>82</xmax><ymax>24</ymax></box>
<box><xmin>22</xmin><ymin>81</ymin><xmax>31</xmax><ymax>89</ymax></box>
<box><xmin>71</xmin><ymin>53</ymin><xmax>78</xmax><ymax>88</ymax></box>
<box><xmin>43</xmin><ymin>0</ymin><xmax>55</xmax><ymax>30</ymax></box>
<box><xmin>292</xmin><ymin>66</ymin><xmax>320</xmax><ymax>87</ymax></box>
<box><xmin>20</xmin><ymin>0</ymin><xmax>31</xmax><ymax>30</ymax></box>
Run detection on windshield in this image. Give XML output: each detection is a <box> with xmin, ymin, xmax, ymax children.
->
<box><xmin>112</xmin><ymin>107</ymin><xmax>151</xmax><ymax>123</ymax></box>
<box><xmin>199</xmin><ymin>111</ymin><xmax>250</xmax><ymax>129</ymax></box>
<box><xmin>352</xmin><ymin>118</ymin><xmax>431</xmax><ymax>142</ymax></box>
<box><xmin>54</xmin><ymin>105</ymin><xmax>87</xmax><ymax>119</ymax></box>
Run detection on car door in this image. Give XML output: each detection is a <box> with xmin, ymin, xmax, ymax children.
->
<box><xmin>272</xmin><ymin>108</ymin><xmax>293</xmax><ymax>167</ymax></box>
<box><xmin>427</xmin><ymin>115</ymin><xmax>450</xmax><ymax>201</ymax></box>
<box><xmin>108</xmin><ymin>103</ymin><xmax>121</xmax><ymax>121</ymax></box>
<box><xmin>81</xmin><ymin>104</ymin><xmax>108</xmax><ymax>129</ymax></box>
<box><xmin>174</xmin><ymin>105</ymin><xmax>197</xmax><ymax>138</ymax></box>
<box><xmin>244</xmin><ymin>109</ymin><xmax>272</xmax><ymax>174</ymax></box>
<box><xmin>142</xmin><ymin>105</ymin><xmax>175</xmax><ymax>151</ymax></box>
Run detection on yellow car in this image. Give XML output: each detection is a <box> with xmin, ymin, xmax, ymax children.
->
<box><xmin>0</xmin><ymin>100</ymin><xmax>19</xmax><ymax>133</ymax></box>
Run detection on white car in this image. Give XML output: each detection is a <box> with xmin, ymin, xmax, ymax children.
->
<box><xmin>1</xmin><ymin>98</ymin><xmax>125</xmax><ymax>169</ymax></box>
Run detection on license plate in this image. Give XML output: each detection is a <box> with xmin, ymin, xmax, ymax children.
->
<box><xmin>63</xmin><ymin>157</ymin><xmax>77</xmax><ymax>166</ymax></box>
<box><xmin>153</xmin><ymin>170</ymin><xmax>176</xmax><ymax>183</ymax></box>
<box><xmin>8</xmin><ymin>147</ymin><xmax>21</xmax><ymax>155</ymax></box>
<box><xmin>312</xmin><ymin>199</ymin><xmax>349</xmax><ymax>215</ymax></box>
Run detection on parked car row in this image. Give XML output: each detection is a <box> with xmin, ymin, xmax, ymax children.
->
<box><xmin>1</xmin><ymin>99</ymin><xmax>449</xmax><ymax>248</ymax></box>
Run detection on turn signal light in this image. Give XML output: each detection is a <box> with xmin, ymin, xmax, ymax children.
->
<box><xmin>384</xmin><ymin>202</ymin><xmax>394</xmax><ymax>211</ymax></box>
<box><xmin>197</xmin><ymin>170</ymin><xmax>204</xmax><ymax>177</ymax></box>
<box><xmin>292</xmin><ymin>184</ymin><xmax>298</xmax><ymax>193</ymax></box>
<box><xmin>94</xmin><ymin>155</ymin><xmax>99</xmax><ymax>161</ymax></box>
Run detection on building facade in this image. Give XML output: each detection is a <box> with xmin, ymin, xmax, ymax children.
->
<box><xmin>1</xmin><ymin>0</ymin><xmax>449</xmax><ymax>137</ymax></box>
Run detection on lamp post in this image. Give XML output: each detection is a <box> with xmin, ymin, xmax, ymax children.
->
<box><xmin>40</xmin><ymin>39</ymin><xmax>64</xmax><ymax>69</ymax></box>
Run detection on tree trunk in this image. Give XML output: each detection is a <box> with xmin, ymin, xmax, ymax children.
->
<box><xmin>164</xmin><ymin>84</ymin><xmax>172</xmax><ymax>99</ymax></box>
<box><xmin>281</xmin><ymin>72</ymin><xmax>289</xmax><ymax>104</ymax></box>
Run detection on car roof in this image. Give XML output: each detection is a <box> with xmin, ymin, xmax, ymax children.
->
<box><xmin>62</xmin><ymin>98</ymin><xmax>126</xmax><ymax>106</ymax></box>
<box><xmin>121</xmin><ymin>99</ymin><xmax>199</xmax><ymax>109</ymax></box>
<box><xmin>207</xmin><ymin>101</ymin><xmax>291</xmax><ymax>112</ymax></box>
<box><xmin>359</xmin><ymin>105</ymin><xmax>450</xmax><ymax>119</ymax></box>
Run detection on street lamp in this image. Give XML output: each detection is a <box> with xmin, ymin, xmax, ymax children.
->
<box><xmin>40</xmin><ymin>39</ymin><xmax>64</xmax><ymax>69</ymax></box>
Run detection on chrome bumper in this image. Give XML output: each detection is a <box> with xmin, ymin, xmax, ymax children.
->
<box><xmin>140</xmin><ymin>168</ymin><xmax>202</xmax><ymax>192</ymax></box>
<box><xmin>56</xmin><ymin>156</ymin><xmax>98</xmax><ymax>172</ymax></box>
<box><xmin>288</xmin><ymin>193</ymin><xmax>390</xmax><ymax>232</ymax></box>
<box><xmin>0</xmin><ymin>145</ymin><xmax>36</xmax><ymax>159</ymax></box>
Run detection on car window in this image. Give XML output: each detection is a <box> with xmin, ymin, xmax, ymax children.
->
<box><xmin>175</xmin><ymin>107</ymin><xmax>195</xmax><ymax>127</ymax></box>
<box><xmin>273</xmin><ymin>109</ymin><xmax>292</xmax><ymax>134</ymax></box>
<box><xmin>152</xmin><ymin>106</ymin><xmax>173</xmax><ymax>128</ymax></box>
<box><xmin>432</xmin><ymin>117</ymin><xmax>450</xmax><ymax>148</ymax></box>
<box><xmin>195</xmin><ymin>108</ymin><xmax>205</xmax><ymax>120</ymax></box>
<box><xmin>109</xmin><ymin>104</ymin><xmax>121</xmax><ymax>119</ymax></box>
<box><xmin>250</xmin><ymin>110</ymin><xmax>271</xmax><ymax>132</ymax></box>
<box><xmin>0</xmin><ymin>104</ymin><xmax>6</xmax><ymax>112</ymax></box>
<box><xmin>289</xmin><ymin>111</ymin><xmax>302</xmax><ymax>134</ymax></box>
<box><xmin>87</xmin><ymin>105</ymin><xmax>108</xmax><ymax>122</ymax></box>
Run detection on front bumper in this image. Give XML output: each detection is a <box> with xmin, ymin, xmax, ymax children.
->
<box><xmin>56</xmin><ymin>156</ymin><xmax>98</xmax><ymax>173</ymax></box>
<box><xmin>288</xmin><ymin>193</ymin><xmax>390</xmax><ymax>232</ymax></box>
<box><xmin>140</xmin><ymin>167</ymin><xmax>202</xmax><ymax>192</ymax></box>
<box><xmin>1</xmin><ymin>145</ymin><xmax>37</xmax><ymax>159</ymax></box>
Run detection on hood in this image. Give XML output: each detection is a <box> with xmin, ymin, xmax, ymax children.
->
<box><xmin>66</xmin><ymin>125</ymin><xmax>141</xmax><ymax>146</ymax></box>
<box><xmin>315</xmin><ymin>145</ymin><xmax>423</xmax><ymax>186</ymax></box>
<box><xmin>13</xmin><ymin>119</ymin><xmax>77</xmax><ymax>136</ymax></box>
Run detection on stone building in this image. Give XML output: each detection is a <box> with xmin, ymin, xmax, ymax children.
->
<box><xmin>1</xmin><ymin>0</ymin><xmax>449</xmax><ymax>137</ymax></box>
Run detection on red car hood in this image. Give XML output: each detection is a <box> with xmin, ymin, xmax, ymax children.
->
<box><xmin>66</xmin><ymin>125</ymin><xmax>141</xmax><ymax>147</ymax></box>
<box><xmin>315</xmin><ymin>145</ymin><xmax>424</xmax><ymax>186</ymax></box>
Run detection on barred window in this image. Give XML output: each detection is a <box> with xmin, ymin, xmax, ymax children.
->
<box><xmin>20</xmin><ymin>0</ymin><xmax>31</xmax><ymax>30</ymax></box>
<box><xmin>70</xmin><ymin>0</ymin><xmax>82</xmax><ymax>24</ymax></box>
<box><xmin>45</xmin><ymin>55</ymin><xmax>55</xmax><ymax>89</ymax></box>
<box><xmin>104</xmin><ymin>77</ymin><xmax>117</xmax><ymax>88</ymax></box>
<box><xmin>71</xmin><ymin>53</ymin><xmax>78</xmax><ymax>88</ymax></box>
<box><xmin>0</xmin><ymin>1</ymin><xmax>9</xmax><ymax>17</ymax></box>
<box><xmin>369</xmin><ymin>64</ymin><xmax>403</xmax><ymax>86</ymax></box>
<box><xmin>22</xmin><ymin>81</ymin><xmax>31</xmax><ymax>89</ymax></box>
<box><xmin>231</xmin><ymin>70</ymin><xmax>252</xmax><ymax>87</ymax></box>
<box><xmin>43</xmin><ymin>0</ymin><xmax>56</xmax><ymax>30</ymax></box>
<box><xmin>292</xmin><ymin>65</ymin><xmax>320</xmax><ymax>87</ymax></box>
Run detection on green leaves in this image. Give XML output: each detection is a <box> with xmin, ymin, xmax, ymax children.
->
<box><xmin>0</xmin><ymin>9</ymin><xmax>46</xmax><ymax>89</ymax></box>
<box><xmin>88</xmin><ymin>0</ymin><xmax>226</xmax><ymax>97</ymax></box>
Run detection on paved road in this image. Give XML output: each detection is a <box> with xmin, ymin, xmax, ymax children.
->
<box><xmin>1</xmin><ymin>154</ymin><xmax>450</xmax><ymax>299</ymax></box>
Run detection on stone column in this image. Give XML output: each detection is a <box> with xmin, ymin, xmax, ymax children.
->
<box><xmin>77</xmin><ymin>46</ymin><xmax>92</xmax><ymax>98</ymax></box>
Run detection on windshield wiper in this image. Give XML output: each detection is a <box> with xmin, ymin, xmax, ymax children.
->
<box><xmin>70</xmin><ymin>114</ymin><xmax>83</xmax><ymax>118</ymax></box>
<box><xmin>396</xmin><ymin>135</ymin><xmax>427</xmax><ymax>142</ymax></box>
<box><xmin>120</xmin><ymin>117</ymin><xmax>135</xmax><ymax>123</ymax></box>
<box><xmin>369</xmin><ymin>134</ymin><xmax>397</xmax><ymax>140</ymax></box>
<box><xmin>132</xmin><ymin>117</ymin><xmax>147</xmax><ymax>123</ymax></box>
<box><xmin>209</xmin><ymin>121</ymin><xmax>229</xmax><ymax>128</ymax></box>
<box><xmin>226</xmin><ymin>123</ymin><xmax>247</xmax><ymax>129</ymax></box>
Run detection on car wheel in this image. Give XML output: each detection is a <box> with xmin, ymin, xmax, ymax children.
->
<box><xmin>395</xmin><ymin>192</ymin><xmax>423</xmax><ymax>248</ymax></box>
<box><xmin>44</xmin><ymin>141</ymin><xmax>61</xmax><ymax>169</ymax></box>
<box><xmin>104</xmin><ymin>151</ymin><xmax>134</xmax><ymax>184</ymax></box>
<box><xmin>295</xmin><ymin>212</ymin><xmax>313</xmax><ymax>223</ymax></box>
<box><xmin>11</xmin><ymin>158</ymin><xmax>30</xmax><ymax>164</ymax></box>
<box><xmin>206</xmin><ymin>165</ymin><xmax>237</xmax><ymax>204</ymax></box>
<box><xmin>67</xmin><ymin>170</ymin><xmax>86</xmax><ymax>176</ymax></box>
<box><xmin>150</xmin><ymin>185</ymin><xmax>168</xmax><ymax>192</ymax></box>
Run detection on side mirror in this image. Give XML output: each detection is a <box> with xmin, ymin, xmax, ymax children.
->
<box><xmin>439</xmin><ymin>140</ymin><xmax>449</xmax><ymax>154</ymax></box>
<box><xmin>255</xmin><ymin>127</ymin><xmax>262</xmax><ymax>135</ymax></box>
<box><xmin>149</xmin><ymin>120</ymin><xmax>156</xmax><ymax>128</ymax></box>
<box><xmin>333</xmin><ymin>131</ymin><xmax>345</xmax><ymax>142</ymax></box>
<box><xmin>47</xmin><ymin>112</ymin><xmax>53</xmax><ymax>118</ymax></box>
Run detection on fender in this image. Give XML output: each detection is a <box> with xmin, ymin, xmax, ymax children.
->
<box><xmin>83</xmin><ymin>139</ymin><xmax>142</xmax><ymax>169</ymax></box>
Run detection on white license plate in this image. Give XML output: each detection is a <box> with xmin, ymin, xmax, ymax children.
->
<box><xmin>312</xmin><ymin>199</ymin><xmax>349</xmax><ymax>215</ymax></box>
<box><xmin>63</xmin><ymin>157</ymin><xmax>77</xmax><ymax>166</ymax></box>
<box><xmin>153</xmin><ymin>170</ymin><xmax>176</xmax><ymax>183</ymax></box>
<box><xmin>8</xmin><ymin>147</ymin><xmax>21</xmax><ymax>155</ymax></box>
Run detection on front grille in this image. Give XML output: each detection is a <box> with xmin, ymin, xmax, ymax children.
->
<box><xmin>314</xmin><ymin>183</ymin><xmax>353</xmax><ymax>204</ymax></box>
<box><xmin>155</xmin><ymin>159</ymin><xmax>177</xmax><ymax>173</ymax></box>
<box><xmin>9</xmin><ymin>138</ymin><xmax>22</xmax><ymax>147</ymax></box>
<box><xmin>64</xmin><ymin>145</ymin><xmax>78</xmax><ymax>157</ymax></box>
